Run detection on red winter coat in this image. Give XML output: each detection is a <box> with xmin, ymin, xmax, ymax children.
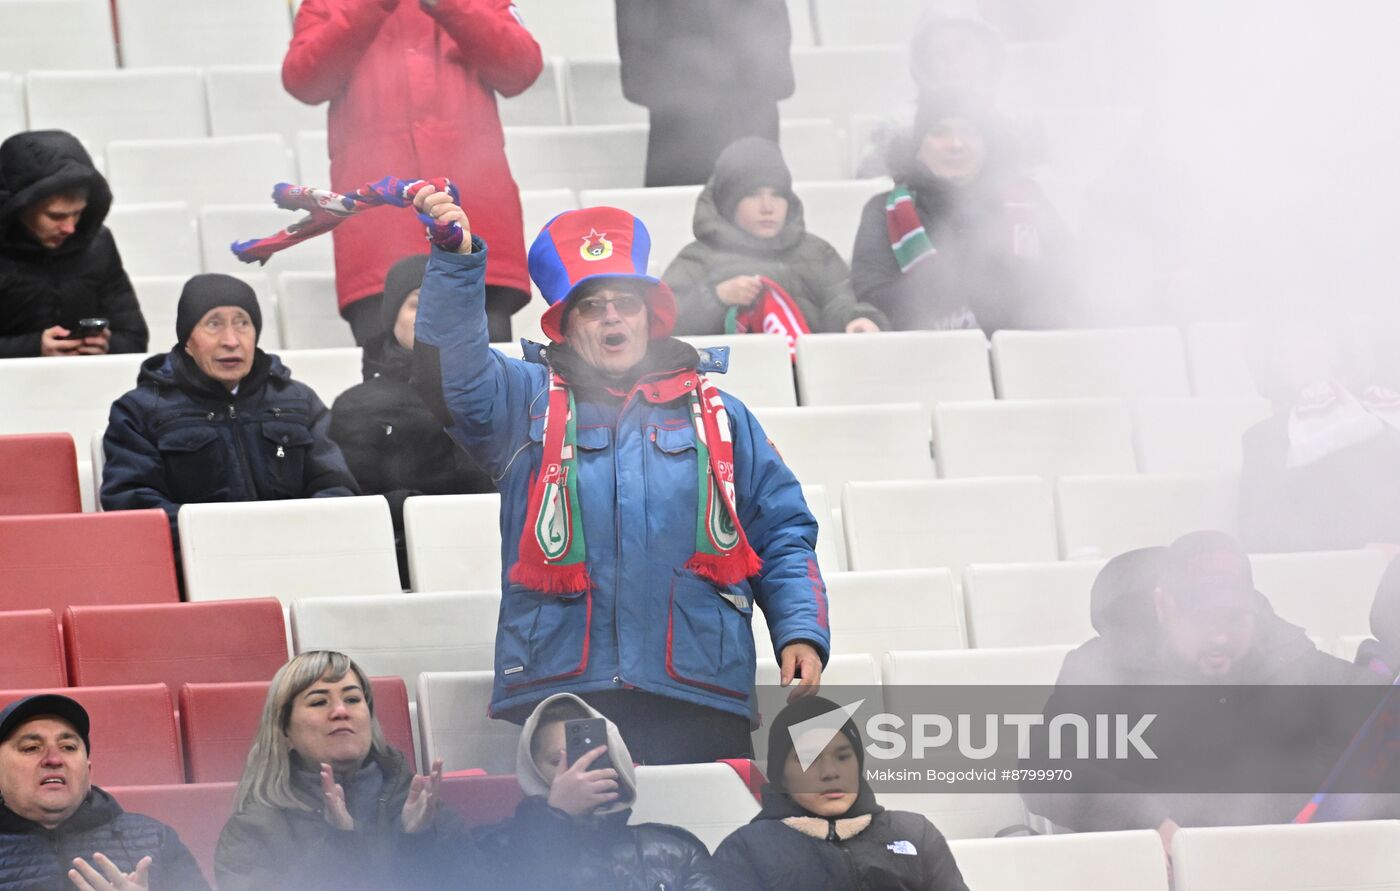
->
<box><xmin>283</xmin><ymin>0</ymin><xmax>539</xmax><ymax>314</ymax></box>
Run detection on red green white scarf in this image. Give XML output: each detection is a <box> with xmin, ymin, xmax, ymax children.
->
<box><xmin>723</xmin><ymin>276</ymin><xmax>812</xmax><ymax>362</ymax></box>
<box><xmin>885</xmin><ymin>184</ymin><xmax>936</xmax><ymax>272</ymax></box>
<box><xmin>509</xmin><ymin>371</ymin><xmax>762</xmax><ymax>594</ymax></box>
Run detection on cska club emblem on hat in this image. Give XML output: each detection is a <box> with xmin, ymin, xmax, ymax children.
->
<box><xmin>580</xmin><ymin>228</ymin><xmax>613</xmax><ymax>261</ymax></box>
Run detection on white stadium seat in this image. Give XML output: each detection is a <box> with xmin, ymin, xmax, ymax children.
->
<box><xmin>0</xmin><ymin>354</ymin><xmax>143</xmax><ymax>449</ymax></box>
<box><xmin>1250</xmin><ymin>549</ymin><xmax>1390</xmax><ymax>641</ymax></box>
<box><xmin>497</xmin><ymin>57</ymin><xmax>567</xmax><ymax>127</ymax></box>
<box><xmin>934</xmin><ymin>399</ymin><xmax>1137</xmax><ymax>480</ymax></box>
<box><xmin>795</xmin><ymin>178</ymin><xmax>892</xmax><ymax>261</ymax></box>
<box><xmin>1055</xmin><ymin>473</ymin><xmax>1239</xmax><ymax>560</ymax></box>
<box><xmin>519</xmin><ymin>188</ymin><xmax>577</xmax><ymax>243</ymax></box>
<box><xmin>883</xmin><ymin>645</ymin><xmax>1072</xmax><ymax>689</ymax></box>
<box><xmin>950</xmin><ymin>830</ymin><xmax>1170</xmax><ymax>891</ymax></box>
<box><xmin>518</xmin><ymin>0</ymin><xmax>618</xmax><ymax>58</ymax></box>
<box><xmin>779</xmin><ymin>118</ymin><xmax>845</xmax><ymax>181</ymax></box>
<box><xmin>756</xmin><ymin>404</ymin><xmax>935</xmax><ymax>497</ymax></box>
<box><xmin>404</xmin><ymin>494</ymin><xmax>504</xmax><ymax>593</ymax></box>
<box><xmin>416</xmin><ymin>670</ymin><xmax>518</xmax><ymax>774</ymax></box>
<box><xmin>0</xmin><ymin>74</ymin><xmax>25</xmax><ymax>141</ymax></box>
<box><xmin>681</xmin><ymin>335</ymin><xmax>798</xmax><ymax>407</ymax></box>
<box><xmin>795</xmin><ymin>331</ymin><xmax>995</xmax><ymax>410</ymax></box>
<box><xmin>132</xmin><ymin>273</ymin><xmax>283</xmax><ymax>350</ymax></box>
<box><xmin>843</xmin><ymin>478</ymin><xmax>1058</xmax><ymax>575</ymax></box>
<box><xmin>290</xmin><ymin>590</ymin><xmax>502</xmax><ymax>697</ymax></box>
<box><xmin>205</xmin><ymin>65</ymin><xmax>325</xmax><ymax>141</ymax></box>
<box><xmin>786</xmin><ymin>0</ymin><xmax>816</xmax><ymax>47</ymax></box>
<box><xmin>811</xmin><ymin>0</ymin><xmax>921</xmax><ymax>46</ymax></box>
<box><xmin>782</xmin><ymin>46</ymin><xmax>909</xmax><ymax>124</ymax></box>
<box><xmin>1172</xmin><ymin>821</ymin><xmax>1400</xmax><ymax>891</ymax></box>
<box><xmin>577</xmin><ymin>185</ymin><xmax>702</xmax><ymax>277</ymax></box>
<box><xmin>629</xmin><ymin>764</ymin><xmax>761</xmax><ymax>852</ymax></box>
<box><xmin>105</xmin><ymin>202</ymin><xmax>201</xmax><ymax>278</ymax></box>
<box><xmin>1186</xmin><ymin>321</ymin><xmax>1262</xmax><ymax>397</ymax></box>
<box><xmin>25</xmin><ymin>68</ymin><xmax>207</xmax><ymax>150</ymax></box>
<box><xmin>276</xmin><ymin>272</ymin><xmax>355</xmax><ymax>350</ymax></box>
<box><xmin>756</xmin><ymin>653</ymin><xmax>880</xmax><ymax>689</ymax></box>
<box><xmin>199</xmin><ymin>205</ymin><xmax>335</xmax><ymax>279</ymax></box>
<box><xmin>106</xmin><ymin>135</ymin><xmax>294</xmax><ymax>208</ymax></box>
<box><xmin>1131</xmin><ymin>397</ymin><xmax>1271</xmax><ymax>474</ymax></box>
<box><xmin>825</xmin><ymin>569</ymin><xmax>967</xmax><ymax>662</ymax></box>
<box><xmin>179</xmin><ymin>496</ymin><xmax>400</xmax><ymax>604</ymax></box>
<box><xmin>799</xmin><ymin>483</ymin><xmax>847</xmax><ymax>575</ymax></box>
<box><xmin>992</xmin><ymin>328</ymin><xmax>1192</xmax><ymax>400</ymax></box>
<box><xmin>116</xmin><ymin>0</ymin><xmax>293</xmax><ymax>68</ymax></box>
<box><xmin>273</xmin><ymin>347</ymin><xmax>363</xmax><ymax>406</ymax></box>
<box><xmin>0</xmin><ymin>0</ymin><xmax>117</xmax><ymax>73</ymax></box>
<box><xmin>89</xmin><ymin>432</ymin><xmax>105</xmax><ymax>512</ymax></box>
<box><xmin>962</xmin><ymin>561</ymin><xmax>1104</xmax><ymax>649</ymax></box>
<box><xmin>294</xmin><ymin>130</ymin><xmax>330</xmax><ymax>187</ymax></box>
<box><xmin>563</xmin><ymin>57</ymin><xmax>644</xmax><ymax>126</ymax></box>
<box><xmin>504</xmin><ymin>124</ymin><xmax>647</xmax><ymax>191</ymax></box>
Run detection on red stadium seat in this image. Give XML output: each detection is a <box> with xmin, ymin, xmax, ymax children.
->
<box><xmin>64</xmin><ymin>599</ymin><xmax>287</xmax><ymax>691</ymax></box>
<box><xmin>0</xmin><ymin>510</ymin><xmax>178</xmax><ymax>613</ymax></box>
<box><xmin>0</xmin><ymin>434</ymin><xmax>81</xmax><ymax>515</ymax></box>
<box><xmin>0</xmin><ymin>609</ymin><xmax>66</xmax><ymax>688</ymax></box>
<box><xmin>179</xmin><ymin>676</ymin><xmax>416</xmax><ymax>783</ymax></box>
<box><xmin>107</xmin><ymin>782</ymin><xmax>237</xmax><ymax>888</ymax></box>
<box><xmin>439</xmin><ymin>773</ymin><xmax>525</xmax><ymax>828</ymax></box>
<box><xmin>0</xmin><ymin>683</ymin><xmax>182</xmax><ymax>786</ymax></box>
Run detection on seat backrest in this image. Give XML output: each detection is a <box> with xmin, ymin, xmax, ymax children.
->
<box><xmin>810</xmin><ymin>0</ymin><xmax>923</xmax><ymax>46</ymax></box>
<box><xmin>962</xmin><ymin>561</ymin><xmax>1104</xmax><ymax>649</ymax></box>
<box><xmin>1185</xmin><ymin>321</ymin><xmax>1260</xmax><ymax>397</ymax></box>
<box><xmin>116</xmin><ymin>0</ymin><xmax>293</xmax><ymax>67</ymax></box>
<box><xmin>756</xmin><ymin>653</ymin><xmax>880</xmax><ymax>688</ymax></box>
<box><xmin>178</xmin><ymin>496</ymin><xmax>400</xmax><ymax>604</ymax></box>
<box><xmin>1055</xmin><ymin>473</ymin><xmax>1238</xmax><ymax>560</ymax></box>
<box><xmin>629</xmin><ymin>763</ymin><xmax>762</xmax><ymax>852</ymax></box>
<box><xmin>416</xmin><ymin>670</ymin><xmax>520</xmax><ymax>775</ymax></box>
<box><xmin>576</xmin><ymin>185</ymin><xmax>702</xmax><ymax>276</ymax></box>
<box><xmin>403</xmin><ymin>494</ymin><xmax>504</xmax><ymax>592</ymax></box>
<box><xmin>824</xmin><ymin>569</ymin><xmax>966</xmax><ymax>662</ymax></box>
<box><xmin>1132</xmin><ymin>397</ymin><xmax>1272</xmax><ymax>474</ymax></box>
<box><xmin>438</xmin><ymin>773</ymin><xmax>525</xmax><ymax>828</ymax></box>
<box><xmin>499</xmin><ymin>57</ymin><xmax>566</xmax><ymax>126</ymax></box>
<box><xmin>24</xmin><ymin>68</ymin><xmax>207</xmax><ymax>151</ymax></box>
<box><xmin>843</xmin><ymin>479</ymin><xmax>1059</xmax><ymax>575</ymax></box>
<box><xmin>0</xmin><ymin>433</ymin><xmax>81</xmax><ymax>514</ymax></box>
<box><xmin>795</xmin><ymin>330</ymin><xmax>994</xmax><ymax>409</ymax></box>
<box><xmin>883</xmin><ymin>645</ymin><xmax>1072</xmax><ymax>689</ymax></box>
<box><xmin>0</xmin><ymin>510</ymin><xmax>179</xmax><ymax>612</ymax></box>
<box><xmin>0</xmin><ymin>353</ymin><xmax>145</xmax><ymax>447</ymax></box>
<box><xmin>0</xmin><ymin>0</ymin><xmax>117</xmax><ymax>73</ymax></box>
<box><xmin>106</xmin><ymin>783</ymin><xmax>237</xmax><ymax>888</ymax></box>
<box><xmin>0</xmin><ymin>73</ymin><xmax>27</xmax><ymax>140</ymax></box>
<box><xmin>779</xmin><ymin>117</ymin><xmax>844</xmax><ymax>181</ymax></box>
<box><xmin>179</xmin><ymin>676</ymin><xmax>414</xmax><ymax>783</ymax></box>
<box><xmin>782</xmin><ymin>46</ymin><xmax>909</xmax><ymax>123</ymax></box>
<box><xmin>275</xmin><ymin>272</ymin><xmax>356</xmax><ymax>349</ymax></box>
<box><xmin>681</xmin><ymin>334</ymin><xmax>797</xmax><ymax>407</ymax></box>
<box><xmin>0</xmin><ymin>684</ymin><xmax>182</xmax><ymax>785</ymax></box>
<box><xmin>1249</xmin><ymin>549</ymin><xmax>1390</xmax><ymax>640</ymax></box>
<box><xmin>992</xmin><ymin>328</ymin><xmax>1191</xmax><ymax>400</ymax></box>
<box><xmin>64</xmin><ymin>598</ymin><xmax>287</xmax><ymax>690</ymax></box>
<box><xmin>950</xmin><ymin>829</ymin><xmax>1171</xmax><ymax>889</ymax></box>
<box><xmin>205</xmin><ymin>64</ymin><xmax>325</xmax><ymax>141</ymax></box>
<box><xmin>0</xmin><ymin>609</ymin><xmax>66</xmax><ymax>688</ymax></box>
<box><xmin>105</xmin><ymin>202</ymin><xmax>201</xmax><ymax>277</ymax></box>
<box><xmin>798</xmin><ymin>483</ymin><xmax>846</xmax><ymax>574</ymax></box>
<box><xmin>518</xmin><ymin>0</ymin><xmax>617</xmax><ymax>57</ymax></box>
<box><xmin>504</xmin><ymin>124</ymin><xmax>647</xmax><ymax>191</ymax></box>
<box><xmin>793</xmin><ymin>178</ymin><xmax>892</xmax><ymax>262</ymax></box>
<box><xmin>563</xmin><ymin>57</ymin><xmax>643</xmax><ymax>126</ymax></box>
<box><xmin>1172</xmin><ymin>821</ymin><xmax>1400</xmax><ymax>891</ymax></box>
<box><xmin>201</xmin><ymin>208</ymin><xmax>335</xmax><ymax>280</ymax></box>
<box><xmin>756</xmin><ymin>404</ymin><xmax>935</xmax><ymax>498</ymax></box>
<box><xmin>934</xmin><ymin>399</ymin><xmax>1138</xmax><ymax>480</ymax></box>
<box><xmin>294</xmin><ymin>129</ymin><xmax>329</xmax><ymax>186</ymax></box>
<box><xmin>132</xmin><ymin>273</ymin><xmax>283</xmax><ymax>350</ymax></box>
<box><xmin>106</xmin><ymin>134</ymin><xmax>294</xmax><ymax>207</ymax></box>
<box><xmin>273</xmin><ymin>347</ymin><xmax>364</xmax><ymax>407</ymax></box>
<box><xmin>291</xmin><ymin>590</ymin><xmax>501</xmax><ymax>699</ymax></box>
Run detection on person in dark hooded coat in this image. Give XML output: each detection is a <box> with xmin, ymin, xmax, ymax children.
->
<box><xmin>663</xmin><ymin>137</ymin><xmax>886</xmax><ymax>337</ymax></box>
<box><xmin>713</xmin><ymin>695</ymin><xmax>969</xmax><ymax>891</ymax></box>
<box><xmin>100</xmin><ymin>274</ymin><xmax>358</xmax><ymax>539</ymax></box>
<box><xmin>850</xmin><ymin>90</ymin><xmax>1074</xmax><ymax>334</ymax></box>
<box><xmin>0</xmin><ymin>129</ymin><xmax>148</xmax><ymax>357</ymax></box>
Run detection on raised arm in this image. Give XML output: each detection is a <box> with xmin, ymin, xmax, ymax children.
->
<box><xmin>423</xmin><ymin>0</ymin><xmax>543</xmax><ymax>97</ymax></box>
<box><xmin>282</xmin><ymin>0</ymin><xmax>400</xmax><ymax>105</ymax></box>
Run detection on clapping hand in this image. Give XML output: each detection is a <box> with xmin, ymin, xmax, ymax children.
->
<box><xmin>320</xmin><ymin>762</ymin><xmax>355</xmax><ymax>831</ymax></box>
<box><xmin>401</xmin><ymin>759</ymin><xmax>444</xmax><ymax>834</ymax></box>
<box><xmin>68</xmin><ymin>853</ymin><xmax>150</xmax><ymax>891</ymax></box>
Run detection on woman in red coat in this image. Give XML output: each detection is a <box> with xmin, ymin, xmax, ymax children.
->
<box><xmin>284</xmin><ymin>0</ymin><xmax>540</xmax><ymax>344</ymax></box>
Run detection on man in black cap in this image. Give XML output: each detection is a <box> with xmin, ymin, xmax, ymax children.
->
<box><xmin>100</xmin><ymin>273</ymin><xmax>358</xmax><ymax>537</ymax></box>
<box><xmin>0</xmin><ymin>130</ymin><xmax>148</xmax><ymax>358</ymax></box>
<box><xmin>0</xmin><ymin>694</ymin><xmax>210</xmax><ymax>891</ymax></box>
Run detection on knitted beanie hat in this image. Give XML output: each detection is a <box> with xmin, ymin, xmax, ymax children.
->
<box><xmin>176</xmin><ymin>273</ymin><xmax>261</xmax><ymax>344</ymax></box>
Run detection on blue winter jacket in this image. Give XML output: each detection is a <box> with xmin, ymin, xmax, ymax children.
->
<box><xmin>414</xmin><ymin>241</ymin><xmax>830</xmax><ymax>720</ymax></box>
<box><xmin>100</xmin><ymin>348</ymin><xmax>359</xmax><ymax>537</ymax></box>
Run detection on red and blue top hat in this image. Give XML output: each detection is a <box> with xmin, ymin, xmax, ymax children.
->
<box><xmin>528</xmin><ymin>206</ymin><xmax>678</xmax><ymax>343</ymax></box>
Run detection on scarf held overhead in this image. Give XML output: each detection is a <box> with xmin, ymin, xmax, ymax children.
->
<box><xmin>510</xmin><ymin>372</ymin><xmax>762</xmax><ymax>594</ymax></box>
<box><xmin>723</xmin><ymin>276</ymin><xmax>812</xmax><ymax>361</ymax></box>
<box><xmin>228</xmin><ymin>176</ymin><xmax>466</xmax><ymax>264</ymax></box>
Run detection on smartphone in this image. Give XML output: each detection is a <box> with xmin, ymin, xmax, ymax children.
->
<box><xmin>64</xmin><ymin>317</ymin><xmax>109</xmax><ymax>339</ymax></box>
<box><xmin>563</xmin><ymin>717</ymin><xmax>615</xmax><ymax>773</ymax></box>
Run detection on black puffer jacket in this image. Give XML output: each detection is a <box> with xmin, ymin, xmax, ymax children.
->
<box><xmin>713</xmin><ymin>787</ymin><xmax>969</xmax><ymax>891</ymax></box>
<box><xmin>215</xmin><ymin>748</ymin><xmax>468</xmax><ymax>891</ymax></box>
<box><xmin>100</xmin><ymin>347</ymin><xmax>358</xmax><ymax>536</ymax></box>
<box><xmin>470</xmin><ymin>797</ymin><xmax>725</xmax><ymax>890</ymax></box>
<box><xmin>0</xmin><ymin>130</ymin><xmax>147</xmax><ymax>357</ymax></box>
<box><xmin>0</xmin><ymin>786</ymin><xmax>210</xmax><ymax>891</ymax></box>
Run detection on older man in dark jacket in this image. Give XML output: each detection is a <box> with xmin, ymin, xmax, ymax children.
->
<box><xmin>100</xmin><ymin>273</ymin><xmax>358</xmax><ymax>538</ymax></box>
<box><xmin>0</xmin><ymin>130</ymin><xmax>148</xmax><ymax>358</ymax></box>
<box><xmin>0</xmin><ymin>694</ymin><xmax>210</xmax><ymax>891</ymax></box>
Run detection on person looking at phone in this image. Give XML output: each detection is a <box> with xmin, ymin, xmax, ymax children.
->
<box><xmin>0</xmin><ymin>130</ymin><xmax>148</xmax><ymax>358</ymax></box>
<box><xmin>411</xmin><ymin>189</ymin><xmax>830</xmax><ymax>765</ymax></box>
<box><xmin>470</xmin><ymin>693</ymin><xmax>725</xmax><ymax>888</ymax></box>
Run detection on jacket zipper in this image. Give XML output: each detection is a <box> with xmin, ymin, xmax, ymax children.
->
<box><xmin>228</xmin><ymin>403</ymin><xmax>260</xmax><ymax>498</ymax></box>
<box><xmin>831</xmin><ymin>823</ymin><xmax>865</xmax><ymax>891</ymax></box>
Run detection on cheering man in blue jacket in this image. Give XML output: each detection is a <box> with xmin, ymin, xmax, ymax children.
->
<box><xmin>411</xmin><ymin>185</ymin><xmax>829</xmax><ymax>764</ymax></box>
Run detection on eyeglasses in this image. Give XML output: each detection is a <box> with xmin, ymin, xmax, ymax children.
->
<box><xmin>572</xmin><ymin>292</ymin><xmax>646</xmax><ymax>321</ymax></box>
